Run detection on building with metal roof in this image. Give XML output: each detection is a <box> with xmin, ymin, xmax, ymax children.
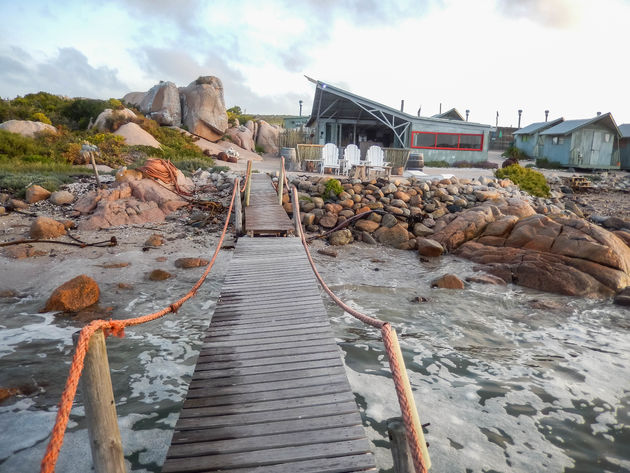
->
<box><xmin>431</xmin><ymin>108</ymin><xmax>464</xmax><ymax>121</ymax></box>
<box><xmin>619</xmin><ymin>123</ymin><xmax>630</xmax><ymax>170</ymax></box>
<box><xmin>305</xmin><ymin>77</ymin><xmax>491</xmax><ymax>164</ymax></box>
<box><xmin>537</xmin><ymin>113</ymin><xmax>621</xmax><ymax>169</ymax></box>
<box><xmin>513</xmin><ymin>118</ymin><xmax>564</xmax><ymax>158</ymax></box>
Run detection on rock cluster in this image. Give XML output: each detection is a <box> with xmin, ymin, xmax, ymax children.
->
<box><xmin>124</xmin><ymin>76</ymin><xmax>229</xmax><ymax>142</ymax></box>
<box><xmin>289</xmin><ymin>174</ymin><xmax>630</xmax><ymax>299</ymax></box>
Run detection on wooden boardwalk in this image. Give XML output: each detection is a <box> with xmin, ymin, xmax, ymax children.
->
<box><xmin>161</xmin><ymin>175</ymin><xmax>376</xmax><ymax>472</ymax></box>
<box><xmin>244</xmin><ymin>173</ymin><xmax>295</xmax><ymax>237</ymax></box>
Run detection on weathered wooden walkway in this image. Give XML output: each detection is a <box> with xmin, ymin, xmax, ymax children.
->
<box><xmin>244</xmin><ymin>173</ymin><xmax>295</xmax><ymax>237</ymax></box>
<box><xmin>161</xmin><ymin>173</ymin><xmax>375</xmax><ymax>472</ymax></box>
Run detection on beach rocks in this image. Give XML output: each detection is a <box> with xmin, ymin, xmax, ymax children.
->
<box><xmin>49</xmin><ymin>190</ymin><xmax>75</xmax><ymax>205</ymax></box>
<box><xmin>614</xmin><ymin>287</ymin><xmax>630</xmax><ymax>306</ymax></box>
<box><xmin>144</xmin><ymin>234</ymin><xmax>165</xmax><ymax>247</ymax></box>
<box><xmin>416</xmin><ymin>238</ymin><xmax>444</xmax><ymax>257</ymax></box>
<box><xmin>148</xmin><ymin>269</ymin><xmax>172</xmax><ymax>281</ymax></box>
<box><xmin>30</xmin><ymin>217</ymin><xmax>66</xmax><ymax>239</ymax></box>
<box><xmin>329</xmin><ymin>229</ymin><xmax>353</xmax><ymax>246</ymax></box>
<box><xmin>25</xmin><ymin>185</ymin><xmax>51</xmax><ymax>204</ymax></box>
<box><xmin>90</xmin><ymin>108</ymin><xmax>137</xmax><ymax>132</ymax></box>
<box><xmin>376</xmin><ymin>224</ymin><xmax>409</xmax><ymax>248</ymax></box>
<box><xmin>44</xmin><ymin>275</ymin><xmax>100</xmax><ymax>312</ymax></box>
<box><xmin>113</xmin><ymin>122</ymin><xmax>161</xmax><ymax>148</ymax></box>
<box><xmin>174</xmin><ymin>257</ymin><xmax>209</xmax><ymax>268</ymax></box>
<box><xmin>138</xmin><ymin>81</ymin><xmax>181</xmax><ymax>126</ymax></box>
<box><xmin>431</xmin><ymin>274</ymin><xmax>465</xmax><ymax>289</ymax></box>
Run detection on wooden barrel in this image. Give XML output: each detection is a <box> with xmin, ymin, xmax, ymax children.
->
<box><xmin>407</xmin><ymin>153</ymin><xmax>424</xmax><ymax>170</ymax></box>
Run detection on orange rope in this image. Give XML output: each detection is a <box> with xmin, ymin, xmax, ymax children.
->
<box><xmin>40</xmin><ymin>178</ymin><xmax>239</xmax><ymax>473</ymax></box>
<box><xmin>137</xmin><ymin>159</ymin><xmax>192</xmax><ymax>196</ymax></box>
<box><xmin>291</xmin><ymin>183</ymin><xmax>429</xmax><ymax>473</ymax></box>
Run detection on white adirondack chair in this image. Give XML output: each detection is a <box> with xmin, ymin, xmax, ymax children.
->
<box><xmin>366</xmin><ymin>145</ymin><xmax>391</xmax><ymax>177</ymax></box>
<box><xmin>320</xmin><ymin>143</ymin><xmax>341</xmax><ymax>174</ymax></box>
<box><xmin>342</xmin><ymin>144</ymin><xmax>361</xmax><ymax>175</ymax></box>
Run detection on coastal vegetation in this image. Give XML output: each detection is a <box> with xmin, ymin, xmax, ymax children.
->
<box><xmin>495</xmin><ymin>163</ymin><xmax>550</xmax><ymax>197</ymax></box>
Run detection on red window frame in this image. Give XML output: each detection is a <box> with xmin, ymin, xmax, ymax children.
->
<box><xmin>411</xmin><ymin>131</ymin><xmax>484</xmax><ymax>151</ymax></box>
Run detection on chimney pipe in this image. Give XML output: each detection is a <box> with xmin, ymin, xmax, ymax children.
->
<box><xmin>465</xmin><ymin>109</ymin><xmax>470</xmax><ymax>122</ymax></box>
<box><xmin>299</xmin><ymin>100</ymin><xmax>303</xmax><ymax>117</ymax></box>
<box><xmin>518</xmin><ymin>109</ymin><xmax>523</xmax><ymax>128</ymax></box>
<box><xmin>545</xmin><ymin>110</ymin><xmax>549</xmax><ymax>122</ymax></box>
<box><xmin>439</xmin><ymin>103</ymin><xmax>442</xmax><ymax>114</ymax></box>
<box><xmin>597</xmin><ymin>111</ymin><xmax>601</xmax><ymax>116</ymax></box>
<box><xmin>496</xmin><ymin>111</ymin><xmax>499</xmax><ymax>127</ymax></box>
<box><xmin>400</xmin><ymin>100</ymin><xmax>404</xmax><ymax>112</ymax></box>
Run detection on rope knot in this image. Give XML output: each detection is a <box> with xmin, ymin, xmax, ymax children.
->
<box><xmin>104</xmin><ymin>321</ymin><xmax>126</xmax><ymax>338</ymax></box>
<box><xmin>170</xmin><ymin>301</ymin><xmax>183</xmax><ymax>313</ymax></box>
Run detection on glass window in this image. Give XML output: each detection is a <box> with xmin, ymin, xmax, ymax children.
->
<box><xmin>552</xmin><ymin>137</ymin><xmax>559</xmax><ymax>145</ymax></box>
<box><xmin>414</xmin><ymin>133</ymin><xmax>436</xmax><ymax>148</ymax></box>
<box><xmin>459</xmin><ymin>134</ymin><xmax>483</xmax><ymax>149</ymax></box>
<box><xmin>411</xmin><ymin>131</ymin><xmax>483</xmax><ymax>151</ymax></box>
<box><xmin>436</xmin><ymin>134</ymin><xmax>459</xmax><ymax>149</ymax></box>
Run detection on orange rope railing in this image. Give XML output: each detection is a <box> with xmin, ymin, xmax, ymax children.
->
<box><xmin>290</xmin><ymin>184</ymin><xmax>431</xmax><ymax>473</ymax></box>
<box><xmin>40</xmin><ymin>178</ymin><xmax>240</xmax><ymax>473</ymax></box>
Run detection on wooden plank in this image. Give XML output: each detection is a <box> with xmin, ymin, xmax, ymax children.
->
<box><xmin>188</xmin><ymin>454</ymin><xmax>377</xmax><ymax>473</ymax></box>
<box><xmin>195</xmin><ymin>350</ymin><xmax>341</xmax><ymax>370</ymax></box>
<box><xmin>198</xmin><ymin>337</ymin><xmax>335</xmax><ymax>357</ymax></box>
<box><xmin>167</xmin><ymin>425</ymin><xmax>368</xmax><ymax>458</ymax></box>
<box><xmin>191</xmin><ymin>358</ymin><xmax>343</xmax><ymax>381</ymax></box>
<box><xmin>183</xmin><ymin>382</ymin><xmax>352</xmax><ymax>409</ymax></box>
<box><xmin>170</xmin><ymin>412</ymin><xmax>364</xmax><ymax>445</ymax></box>
<box><xmin>179</xmin><ymin>392</ymin><xmax>356</xmax><ymax>418</ymax></box>
<box><xmin>185</xmin><ymin>373</ymin><xmax>351</xmax><ymax>400</ymax></box>
<box><xmin>196</xmin><ymin>342</ymin><xmax>340</xmax><ymax>363</ymax></box>
<box><xmin>162</xmin><ymin>439</ymin><xmax>373</xmax><ymax>472</ymax></box>
<box><xmin>187</xmin><ymin>366</ymin><xmax>348</xmax><ymax>389</ymax></box>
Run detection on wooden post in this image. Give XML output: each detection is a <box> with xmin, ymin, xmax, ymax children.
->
<box><xmin>74</xmin><ymin>329</ymin><xmax>125</xmax><ymax>473</ymax></box>
<box><xmin>290</xmin><ymin>184</ymin><xmax>300</xmax><ymax>235</ymax></box>
<box><xmin>234</xmin><ymin>178</ymin><xmax>243</xmax><ymax>236</ymax></box>
<box><xmin>245</xmin><ymin>161</ymin><xmax>252</xmax><ymax>207</ymax></box>
<box><xmin>388</xmin><ymin>418</ymin><xmax>414</xmax><ymax>473</ymax></box>
<box><xmin>90</xmin><ymin>152</ymin><xmax>102</xmax><ymax>188</ymax></box>
<box><xmin>278</xmin><ymin>157</ymin><xmax>285</xmax><ymax>205</ymax></box>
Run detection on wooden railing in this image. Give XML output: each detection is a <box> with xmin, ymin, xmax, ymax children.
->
<box><xmin>383</xmin><ymin>148</ymin><xmax>411</xmax><ymax>167</ymax></box>
<box><xmin>296</xmin><ymin>144</ymin><xmax>324</xmax><ymax>163</ymax></box>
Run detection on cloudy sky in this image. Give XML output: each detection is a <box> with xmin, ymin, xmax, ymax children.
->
<box><xmin>1</xmin><ymin>0</ymin><xmax>629</xmax><ymax>127</ymax></box>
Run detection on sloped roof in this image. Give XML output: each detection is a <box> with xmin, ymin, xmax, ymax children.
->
<box><xmin>619</xmin><ymin>124</ymin><xmax>630</xmax><ymax>138</ymax></box>
<box><xmin>540</xmin><ymin>113</ymin><xmax>621</xmax><ymax>137</ymax></box>
<box><xmin>513</xmin><ymin>117</ymin><xmax>563</xmax><ymax>135</ymax></box>
<box><xmin>432</xmin><ymin>108</ymin><xmax>464</xmax><ymax>120</ymax></box>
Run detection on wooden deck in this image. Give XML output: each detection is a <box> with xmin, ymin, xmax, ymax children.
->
<box><xmin>162</xmin><ymin>237</ymin><xmax>376</xmax><ymax>473</ymax></box>
<box><xmin>244</xmin><ymin>173</ymin><xmax>295</xmax><ymax>237</ymax></box>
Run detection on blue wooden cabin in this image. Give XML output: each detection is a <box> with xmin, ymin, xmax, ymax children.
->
<box><xmin>513</xmin><ymin>118</ymin><xmax>563</xmax><ymax>158</ymax></box>
<box><xmin>619</xmin><ymin>124</ymin><xmax>630</xmax><ymax>170</ymax></box>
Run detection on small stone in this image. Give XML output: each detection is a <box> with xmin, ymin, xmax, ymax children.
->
<box><xmin>319</xmin><ymin>213</ymin><xmax>338</xmax><ymax>229</ymax></box>
<box><xmin>8</xmin><ymin>198</ymin><xmax>29</xmax><ymax>210</ymax></box>
<box><xmin>377</xmin><ymin>224</ymin><xmax>409</xmax><ymax>248</ymax></box>
<box><xmin>329</xmin><ymin>229</ymin><xmax>353</xmax><ymax>246</ymax></box>
<box><xmin>430</xmin><ymin>274</ymin><xmax>465</xmax><ymax>289</ymax></box>
<box><xmin>117</xmin><ymin>283</ymin><xmax>134</xmax><ymax>290</ymax></box>
<box><xmin>25</xmin><ymin>185</ymin><xmax>51</xmax><ymax>204</ymax></box>
<box><xmin>49</xmin><ymin>190</ymin><xmax>75</xmax><ymax>205</ymax></box>
<box><xmin>412</xmin><ymin>223</ymin><xmax>434</xmax><ymax>237</ymax></box>
<box><xmin>354</xmin><ymin>219</ymin><xmax>380</xmax><ymax>233</ymax></box>
<box><xmin>362</xmin><ymin>231</ymin><xmax>377</xmax><ymax>245</ymax></box>
<box><xmin>44</xmin><ymin>275</ymin><xmax>100</xmax><ymax>312</ymax></box>
<box><xmin>417</xmin><ymin>238</ymin><xmax>444</xmax><ymax>257</ymax></box>
<box><xmin>381</xmin><ymin>213</ymin><xmax>398</xmax><ymax>228</ymax></box>
<box><xmin>155</xmin><ymin>256</ymin><xmax>168</xmax><ymax>262</ymax></box>
<box><xmin>3</xmin><ymin>246</ymin><xmax>47</xmax><ymax>259</ymax></box>
<box><xmin>614</xmin><ymin>287</ymin><xmax>630</xmax><ymax>307</ymax></box>
<box><xmin>30</xmin><ymin>217</ymin><xmax>66</xmax><ymax>240</ymax></box>
<box><xmin>148</xmin><ymin>269</ymin><xmax>173</xmax><ymax>281</ymax></box>
<box><xmin>174</xmin><ymin>257</ymin><xmax>209</xmax><ymax>268</ymax></box>
<box><xmin>102</xmin><ymin>262</ymin><xmax>130</xmax><ymax>269</ymax></box>
<box><xmin>411</xmin><ymin>296</ymin><xmax>429</xmax><ymax>303</ymax></box>
<box><xmin>465</xmin><ymin>274</ymin><xmax>507</xmax><ymax>286</ymax></box>
<box><xmin>0</xmin><ymin>289</ymin><xmax>18</xmax><ymax>298</ymax></box>
<box><xmin>144</xmin><ymin>234</ymin><xmax>165</xmax><ymax>247</ymax></box>
<box><xmin>317</xmin><ymin>248</ymin><xmax>338</xmax><ymax>257</ymax></box>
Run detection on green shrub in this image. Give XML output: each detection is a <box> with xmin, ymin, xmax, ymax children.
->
<box><xmin>209</xmin><ymin>165</ymin><xmax>230</xmax><ymax>173</ymax></box>
<box><xmin>535</xmin><ymin>157</ymin><xmax>564</xmax><ymax>169</ymax></box>
<box><xmin>453</xmin><ymin>160</ymin><xmax>498</xmax><ymax>169</ymax></box>
<box><xmin>502</xmin><ymin>145</ymin><xmax>527</xmax><ymax>160</ymax></box>
<box><xmin>31</xmin><ymin>112</ymin><xmax>52</xmax><ymax>125</ymax></box>
<box><xmin>323</xmin><ymin>178</ymin><xmax>343</xmax><ymax>199</ymax></box>
<box><xmin>424</xmin><ymin>160</ymin><xmax>451</xmax><ymax>167</ymax></box>
<box><xmin>61</xmin><ymin>98</ymin><xmax>110</xmax><ymax>129</ymax></box>
<box><xmin>254</xmin><ymin>144</ymin><xmax>265</xmax><ymax>154</ymax></box>
<box><xmin>0</xmin><ymin>162</ymin><xmax>91</xmax><ymax>196</ymax></box>
<box><xmin>495</xmin><ymin>164</ymin><xmax>550</xmax><ymax>197</ymax></box>
<box><xmin>175</xmin><ymin>158</ymin><xmax>215</xmax><ymax>173</ymax></box>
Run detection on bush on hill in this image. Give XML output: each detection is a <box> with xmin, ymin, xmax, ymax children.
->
<box><xmin>495</xmin><ymin>164</ymin><xmax>550</xmax><ymax>197</ymax></box>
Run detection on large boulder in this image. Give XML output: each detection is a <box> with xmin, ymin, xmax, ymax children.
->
<box><xmin>432</xmin><ymin>204</ymin><xmax>498</xmax><ymax>251</ymax></box>
<box><xmin>113</xmin><ymin>122</ymin><xmax>161</xmax><ymax>148</ymax></box>
<box><xmin>25</xmin><ymin>185</ymin><xmax>51</xmax><ymax>204</ymax></box>
<box><xmin>122</xmin><ymin>91</ymin><xmax>147</xmax><ymax>107</ymax></box>
<box><xmin>90</xmin><ymin>108</ymin><xmax>137</xmax><ymax>132</ymax></box>
<box><xmin>138</xmin><ymin>81</ymin><xmax>181</xmax><ymax>126</ymax></box>
<box><xmin>44</xmin><ymin>275</ymin><xmax>100</xmax><ymax>312</ymax></box>
<box><xmin>225</xmin><ymin>125</ymin><xmax>255</xmax><ymax>151</ymax></box>
<box><xmin>180</xmin><ymin>76</ymin><xmax>228</xmax><ymax>142</ymax></box>
<box><xmin>255</xmin><ymin>120</ymin><xmax>280</xmax><ymax>154</ymax></box>
<box><xmin>0</xmin><ymin>119</ymin><xmax>57</xmax><ymax>138</ymax></box>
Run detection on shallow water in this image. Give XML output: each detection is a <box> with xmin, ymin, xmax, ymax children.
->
<box><xmin>1</xmin><ymin>241</ymin><xmax>629</xmax><ymax>472</ymax></box>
